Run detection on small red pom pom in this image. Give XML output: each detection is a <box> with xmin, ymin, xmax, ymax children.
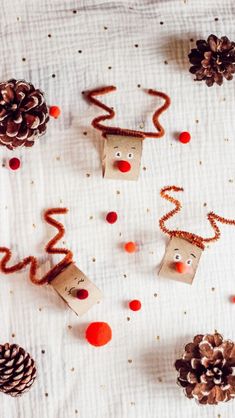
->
<box><xmin>116</xmin><ymin>160</ymin><xmax>131</xmax><ymax>173</ymax></box>
<box><xmin>85</xmin><ymin>322</ymin><xmax>112</xmax><ymax>347</ymax></box>
<box><xmin>175</xmin><ymin>262</ymin><xmax>187</xmax><ymax>274</ymax></box>
<box><xmin>129</xmin><ymin>299</ymin><xmax>141</xmax><ymax>311</ymax></box>
<box><xmin>179</xmin><ymin>131</ymin><xmax>191</xmax><ymax>144</ymax></box>
<box><xmin>106</xmin><ymin>211</ymin><xmax>118</xmax><ymax>224</ymax></box>
<box><xmin>124</xmin><ymin>242</ymin><xmax>137</xmax><ymax>253</ymax></box>
<box><xmin>49</xmin><ymin>106</ymin><xmax>61</xmax><ymax>119</ymax></box>
<box><xmin>9</xmin><ymin>157</ymin><xmax>21</xmax><ymax>170</ymax></box>
<box><xmin>230</xmin><ymin>295</ymin><xmax>235</xmax><ymax>304</ymax></box>
<box><xmin>76</xmin><ymin>289</ymin><xmax>89</xmax><ymax>300</ymax></box>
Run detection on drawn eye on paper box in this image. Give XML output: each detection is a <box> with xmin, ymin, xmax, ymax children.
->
<box><xmin>0</xmin><ymin>208</ymin><xmax>102</xmax><ymax>317</ymax></box>
<box><xmin>86</xmin><ymin>86</ymin><xmax>171</xmax><ymax>181</ymax></box>
<box><xmin>158</xmin><ymin>186</ymin><xmax>235</xmax><ymax>284</ymax></box>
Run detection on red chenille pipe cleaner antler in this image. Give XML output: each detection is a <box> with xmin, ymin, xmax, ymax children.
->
<box><xmin>86</xmin><ymin>86</ymin><xmax>171</xmax><ymax>138</ymax></box>
<box><xmin>159</xmin><ymin>186</ymin><xmax>235</xmax><ymax>250</ymax></box>
<box><xmin>0</xmin><ymin>208</ymin><xmax>73</xmax><ymax>285</ymax></box>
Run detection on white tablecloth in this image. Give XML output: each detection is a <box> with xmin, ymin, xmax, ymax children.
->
<box><xmin>1</xmin><ymin>0</ymin><xmax>235</xmax><ymax>417</ymax></box>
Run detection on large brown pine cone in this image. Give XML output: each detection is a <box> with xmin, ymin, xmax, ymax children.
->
<box><xmin>0</xmin><ymin>79</ymin><xmax>49</xmax><ymax>149</ymax></box>
<box><xmin>175</xmin><ymin>333</ymin><xmax>235</xmax><ymax>405</ymax></box>
<box><xmin>188</xmin><ymin>34</ymin><xmax>235</xmax><ymax>86</ymax></box>
<box><xmin>0</xmin><ymin>343</ymin><xmax>37</xmax><ymax>397</ymax></box>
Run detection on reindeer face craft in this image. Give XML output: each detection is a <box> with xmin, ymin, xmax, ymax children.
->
<box><xmin>0</xmin><ymin>209</ymin><xmax>102</xmax><ymax>317</ymax></box>
<box><xmin>86</xmin><ymin>86</ymin><xmax>170</xmax><ymax>181</ymax></box>
<box><xmin>158</xmin><ymin>186</ymin><xmax>235</xmax><ymax>284</ymax></box>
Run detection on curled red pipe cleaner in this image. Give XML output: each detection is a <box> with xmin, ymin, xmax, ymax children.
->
<box><xmin>159</xmin><ymin>186</ymin><xmax>235</xmax><ymax>250</ymax></box>
<box><xmin>86</xmin><ymin>86</ymin><xmax>170</xmax><ymax>138</ymax></box>
<box><xmin>0</xmin><ymin>208</ymin><xmax>73</xmax><ymax>285</ymax></box>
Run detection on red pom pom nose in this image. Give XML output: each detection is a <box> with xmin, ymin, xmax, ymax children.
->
<box><xmin>116</xmin><ymin>160</ymin><xmax>131</xmax><ymax>173</ymax></box>
<box><xmin>175</xmin><ymin>261</ymin><xmax>187</xmax><ymax>274</ymax></box>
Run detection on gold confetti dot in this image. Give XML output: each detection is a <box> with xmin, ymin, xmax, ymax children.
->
<box><xmin>32</xmin><ymin>223</ymin><xmax>36</xmax><ymax>228</ymax></box>
<box><xmin>156</xmin><ymin>336</ymin><xmax>160</xmax><ymax>340</ymax></box>
<box><xmin>147</xmin><ymin>208</ymin><xmax>150</xmax><ymax>212</ymax></box>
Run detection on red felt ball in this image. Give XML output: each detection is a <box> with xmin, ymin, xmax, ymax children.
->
<box><xmin>175</xmin><ymin>262</ymin><xmax>187</xmax><ymax>274</ymax></box>
<box><xmin>124</xmin><ymin>241</ymin><xmax>137</xmax><ymax>253</ymax></box>
<box><xmin>106</xmin><ymin>211</ymin><xmax>118</xmax><ymax>224</ymax></box>
<box><xmin>179</xmin><ymin>131</ymin><xmax>191</xmax><ymax>144</ymax></box>
<box><xmin>49</xmin><ymin>106</ymin><xmax>61</xmax><ymax>119</ymax></box>
<box><xmin>230</xmin><ymin>295</ymin><xmax>235</xmax><ymax>304</ymax></box>
<box><xmin>85</xmin><ymin>322</ymin><xmax>112</xmax><ymax>347</ymax></box>
<box><xmin>129</xmin><ymin>299</ymin><xmax>142</xmax><ymax>311</ymax></box>
<box><xmin>116</xmin><ymin>160</ymin><xmax>131</xmax><ymax>173</ymax></box>
<box><xmin>76</xmin><ymin>289</ymin><xmax>89</xmax><ymax>300</ymax></box>
<box><xmin>9</xmin><ymin>157</ymin><xmax>21</xmax><ymax>170</ymax></box>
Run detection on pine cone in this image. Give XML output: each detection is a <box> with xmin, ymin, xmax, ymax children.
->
<box><xmin>0</xmin><ymin>79</ymin><xmax>49</xmax><ymax>149</ymax></box>
<box><xmin>0</xmin><ymin>343</ymin><xmax>36</xmax><ymax>397</ymax></box>
<box><xmin>175</xmin><ymin>333</ymin><xmax>235</xmax><ymax>405</ymax></box>
<box><xmin>188</xmin><ymin>34</ymin><xmax>235</xmax><ymax>86</ymax></box>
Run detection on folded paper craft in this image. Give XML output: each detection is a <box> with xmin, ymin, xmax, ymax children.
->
<box><xmin>86</xmin><ymin>86</ymin><xmax>171</xmax><ymax>181</ymax></box>
<box><xmin>0</xmin><ymin>208</ymin><xmax>102</xmax><ymax>316</ymax></box>
<box><xmin>158</xmin><ymin>186</ymin><xmax>235</xmax><ymax>284</ymax></box>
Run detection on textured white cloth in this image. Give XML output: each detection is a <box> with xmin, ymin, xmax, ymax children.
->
<box><xmin>0</xmin><ymin>0</ymin><xmax>235</xmax><ymax>417</ymax></box>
